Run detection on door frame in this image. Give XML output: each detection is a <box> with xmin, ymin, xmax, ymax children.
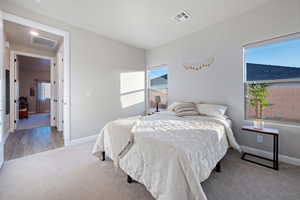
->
<box><xmin>3</xmin><ymin>12</ymin><xmax>71</xmax><ymax>146</ymax></box>
<box><xmin>9</xmin><ymin>51</ymin><xmax>55</xmax><ymax>131</ymax></box>
<box><xmin>0</xmin><ymin>10</ymin><xmax>4</xmax><ymax>167</ymax></box>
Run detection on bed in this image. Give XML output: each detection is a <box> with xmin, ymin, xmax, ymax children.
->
<box><xmin>92</xmin><ymin>110</ymin><xmax>241</xmax><ymax>200</ymax></box>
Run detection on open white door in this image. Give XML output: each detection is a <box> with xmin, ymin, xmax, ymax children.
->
<box><xmin>13</xmin><ymin>54</ymin><xmax>19</xmax><ymax>130</ymax></box>
<box><xmin>57</xmin><ymin>45</ymin><xmax>64</xmax><ymax>131</ymax></box>
<box><xmin>54</xmin><ymin>60</ymin><xmax>60</xmax><ymax>128</ymax></box>
<box><xmin>0</xmin><ymin>10</ymin><xmax>5</xmax><ymax>167</ymax></box>
<box><xmin>50</xmin><ymin>59</ymin><xmax>57</xmax><ymax>127</ymax></box>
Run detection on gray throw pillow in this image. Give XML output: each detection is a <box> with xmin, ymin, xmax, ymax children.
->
<box><xmin>176</xmin><ymin>110</ymin><xmax>199</xmax><ymax>117</ymax></box>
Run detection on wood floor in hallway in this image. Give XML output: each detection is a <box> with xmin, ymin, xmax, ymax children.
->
<box><xmin>17</xmin><ymin>113</ymin><xmax>51</xmax><ymax>130</ymax></box>
<box><xmin>4</xmin><ymin>126</ymin><xmax>64</xmax><ymax>161</ymax></box>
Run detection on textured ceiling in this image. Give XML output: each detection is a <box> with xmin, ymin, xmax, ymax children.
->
<box><xmin>2</xmin><ymin>0</ymin><xmax>274</xmax><ymax>49</ymax></box>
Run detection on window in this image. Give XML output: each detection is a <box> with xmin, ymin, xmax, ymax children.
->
<box><xmin>38</xmin><ymin>82</ymin><xmax>51</xmax><ymax>100</ymax></box>
<box><xmin>244</xmin><ymin>36</ymin><xmax>300</xmax><ymax>124</ymax></box>
<box><xmin>148</xmin><ymin>66</ymin><xmax>168</xmax><ymax>111</ymax></box>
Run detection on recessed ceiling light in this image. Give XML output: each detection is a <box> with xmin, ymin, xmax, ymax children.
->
<box><xmin>30</xmin><ymin>30</ymin><xmax>39</xmax><ymax>36</ymax></box>
<box><xmin>174</xmin><ymin>10</ymin><xmax>191</xmax><ymax>23</ymax></box>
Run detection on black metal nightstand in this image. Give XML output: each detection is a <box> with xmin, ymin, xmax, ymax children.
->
<box><xmin>241</xmin><ymin>125</ymin><xmax>279</xmax><ymax>170</ymax></box>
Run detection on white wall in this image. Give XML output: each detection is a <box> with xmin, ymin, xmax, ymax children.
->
<box><xmin>146</xmin><ymin>0</ymin><xmax>300</xmax><ymax>159</ymax></box>
<box><xmin>0</xmin><ymin>2</ymin><xmax>146</xmax><ymax>140</ymax></box>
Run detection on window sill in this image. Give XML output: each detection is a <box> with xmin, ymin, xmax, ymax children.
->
<box><xmin>244</xmin><ymin>119</ymin><xmax>300</xmax><ymax>129</ymax></box>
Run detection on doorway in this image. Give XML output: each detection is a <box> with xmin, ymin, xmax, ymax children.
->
<box><xmin>0</xmin><ymin>13</ymin><xmax>70</xmax><ymax>161</ymax></box>
<box><xmin>16</xmin><ymin>55</ymin><xmax>52</xmax><ymax>130</ymax></box>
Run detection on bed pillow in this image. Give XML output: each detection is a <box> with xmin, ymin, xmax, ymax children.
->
<box><xmin>175</xmin><ymin>107</ymin><xmax>196</xmax><ymax>113</ymax></box>
<box><xmin>167</xmin><ymin>102</ymin><xmax>183</xmax><ymax>112</ymax></box>
<box><xmin>173</xmin><ymin>102</ymin><xmax>195</xmax><ymax>111</ymax></box>
<box><xmin>168</xmin><ymin>102</ymin><xmax>194</xmax><ymax>111</ymax></box>
<box><xmin>176</xmin><ymin>110</ymin><xmax>199</xmax><ymax>117</ymax></box>
<box><xmin>196</xmin><ymin>104</ymin><xmax>227</xmax><ymax>118</ymax></box>
<box><xmin>173</xmin><ymin>102</ymin><xmax>199</xmax><ymax>117</ymax></box>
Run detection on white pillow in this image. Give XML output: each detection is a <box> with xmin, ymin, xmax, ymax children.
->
<box><xmin>196</xmin><ymin>104</ymin><xmax>227</xmax><ymax>118</ymax></box>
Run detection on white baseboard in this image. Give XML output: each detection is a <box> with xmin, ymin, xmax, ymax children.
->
<box><xmin>69</xmin><ymin>134</ymin><xmax>98</xmax><ymax>146</ymax></box>
<box><xmin>241</xmin><ymin>145</ymin><xmax>300</xmax><ymax>166</ymax></box>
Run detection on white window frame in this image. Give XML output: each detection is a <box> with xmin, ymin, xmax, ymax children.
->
<box><xmin>243</xmin><ymin>32</ymin><xmax>300</xmax><ymax>125</ymax></box>
<box><xmin>146</xmin><ymin>65</ymin><xmax>168</xmax><ymax>113</ymax></box>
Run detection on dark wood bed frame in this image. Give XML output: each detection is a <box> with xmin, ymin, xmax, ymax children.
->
<box><xmin>101</xmin><ymin>151</ymin><xmax>221</xmax><ymax>184</ymax></box>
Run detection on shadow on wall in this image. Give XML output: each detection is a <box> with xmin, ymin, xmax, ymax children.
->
<box><xmin>119</xmin><ymin>71</ymin><xmax>145</xmax><ymax>115</ymax></box>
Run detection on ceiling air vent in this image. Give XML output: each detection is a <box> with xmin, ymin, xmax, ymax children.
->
<box><xmin>173</xmin><ymin>10</ymin><xmax>191</xmax><ymax>23</ymax></box>
<box><xmin>31</xmin><ymin>35</ymin><xmax>57</xmax><ymax>48</ymax></box>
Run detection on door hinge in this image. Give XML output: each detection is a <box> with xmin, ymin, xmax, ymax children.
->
<box><xmin>14</xmin><ymin>79</ymin><xmax>17</xmax><ymax>83</ymax></box>
<box><xmin>14</xmin><ymin>100</ymin><xmax>17</xmax><ymax>103</ymax></box>
<box><xmin>14</xmin><ymin>120</ymin><xmax>16</xmax><ymax>123</ymax></box>
<box><xmin>14</xmin><ymin>58</ymin><xmax>17</xmax><ymax>62</ymax></box>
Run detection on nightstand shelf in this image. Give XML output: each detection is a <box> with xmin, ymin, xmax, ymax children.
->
<box><xmin>241</xmin><ymin>125</ymin><xmax>279</xmax><ymax>170</ymax></box>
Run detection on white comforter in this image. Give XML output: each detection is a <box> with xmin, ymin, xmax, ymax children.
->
<box><xmin>92</xmin><ymin>112</ymin><xmax>241</xmax><ymax>200</ymax></box>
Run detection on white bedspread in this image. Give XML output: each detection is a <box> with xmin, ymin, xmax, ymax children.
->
<box><xmin>92</xmin><ymin>112</ymin><xmax>241</xmax><ymax>200</ymax></box>
<box><xmin>92</xmin><ymin>115</ymin><xmax>140</xmax><ymax>163</ymax></box>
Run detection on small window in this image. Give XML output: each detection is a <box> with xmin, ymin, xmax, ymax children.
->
<box><xmin>148</xmin><ymin>66</ymin><xmax>168</xmax><ymax>111</ymax></box>
<box><xmin>244</xmin><ymin>36</ymin><xmax>300</xmax><ymax>124</ymax></box>
<box><xmin>38</xmin><ymin>82</ymin><xmax>51</xmax><ymax>100</ymax></box>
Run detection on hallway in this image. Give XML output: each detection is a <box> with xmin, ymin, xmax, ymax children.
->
<box><xmin>17</xmin><ymin>113</ymin><xmax>51</xmax><ymax>130</ymax></box>
<box><xmin>4</xmin><ymin>126</ymin><xmax>64</xmax><ymax>161</ymax></box>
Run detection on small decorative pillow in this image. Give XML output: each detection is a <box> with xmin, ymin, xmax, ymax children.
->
<box><xmin>176</xmin><ymin>110</ymin><xmax>200</xmax><ymax>117</ymax></box>
<box><xmin>174</xmin><ymin>102</ymin><xmax>195</xmax><ymax>112</ymax></box>
<box><xmin>196</xmin><ymin>104</ymin><xmax>227</xmax><ymax>118</ymax></box>
<box><xmin>167</xmin><ymin>102</ymin><xmax>183</xmax><ymax>112</ymax></box>
<box><xmin>173</xmin><ymin>102</ymin><xmax>199</xmax><ymax>117</ymax></box>
<box><xmin>175</xmin><ymin>107</ymin><xmax>196</xmax><ymax>113</ymax></box>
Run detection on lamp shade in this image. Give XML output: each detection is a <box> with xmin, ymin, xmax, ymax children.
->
<box><xmin>155</xmin><ymin>96</ymin><xmax>161</xmax><ymax>103</ymax></box>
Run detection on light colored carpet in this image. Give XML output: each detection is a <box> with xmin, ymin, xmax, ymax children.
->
<box><xmin>0</xmin><ymin>142</ymin><xmax>299</xmax><ymax>200</ymax></box>
<box><xmin>17</xmin><ymin>113</ymin><xmax>50</xmax><ymax>130</ymax></box>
